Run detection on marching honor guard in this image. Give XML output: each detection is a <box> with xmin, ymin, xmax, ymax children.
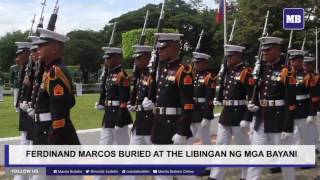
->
<box><xmin>73</xmin><ymin>64</ymin><xmax>83</xmax><ymax>96</ymax></box>
<box><xmin>13</xmin><ymin>42</ymin><xmax>33</xmax><ymax>180</ymax></box>
<box><xmin>246</xmin><ymin>37</ymin><xmax>296</xmax><ymax>180</ymax></box>
<box><xmin>128</xmin><ymin>45</ymin><xmax>153</xmax><ymax>145</ymax></box>
<box><xmin>191</xmin><ymin>52</ymin><xmax>216</xmax><ymax>145</ymax></box>
<box><xmin>209</xmin><ymin>45</ymin><xmax>252</xmax><ymax>180</ymax></box>
<box><xmin>95</xmin><ymin>47</ymin><xmax>132</xmax><ymax>145</ymax></box>
<box><xmin>288</xmin><ymin>50</ymin><xmax>319</xmax><ymax>146</ymax></box>
<box><xmin>10</xmin><ymin>59</ymin><xmax>21</xmax><ymax>108</ymax></box>
<box><xmin>33</xmin><ymin>28</ymin><xmax>80</xmax><ymax>145</ymax></box>
<box><xmin>142</xmin><ymin>33</ymin><xmax>196</xmax><ymax>180</ymax></box>
<box><xmin>15</xmin><ymin>42</ymin><xmax>33</xmax><ymax>145</ymax></box>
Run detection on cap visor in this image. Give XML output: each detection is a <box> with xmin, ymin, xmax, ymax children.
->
<box><xmin>33</xmin><ymin>39</ymin><xmax>50</xmax><ymax>45</ymax></box>
<box><xmin>16</xmin><ymin>49</ymin><xmax>23</xmax><ymax>55</ymax></box>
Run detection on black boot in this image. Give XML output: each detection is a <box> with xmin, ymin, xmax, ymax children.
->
<box><xmin>207</xmin><ymin>178</ymin><xmax>217</xmax><ymax>180</ymax></box>
<box><xmin>269</xmin><ymin>167</ymin><xmax>281</xmax><ymax>173</ymax></box>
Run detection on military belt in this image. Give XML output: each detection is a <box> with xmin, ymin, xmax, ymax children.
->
<box><xmin>296</xmin><ymin>94</ymin><xmax>310</xmax><ymax>101</ymax></box>
<box><xmin>35</xmin><ymin>113</ymin><xmax>51</xmax><ymax>122</ymax></box>
<box><xmin>260</xmin><ymin>99</ymin><xmax>284</xmax><ymax>107</ymax></box>
<box><xmin>153</xmin><ymin>107</ymin><xmax>182</xmax><ymax>115</ymax></box>
<box><xmin>136</xmin><ymin>105</ymin><xmax>153</xmax><ymax>112</ymax></box>
<box><xmin>193</xmin><ymin>97</ymin><xmax>206</xmax><ymax>103</ymax></box>
<box><xmin>222</xmin><ymin>100</ymin><xmax>247</xmax><ymax>106</ymax></box>
<box><xmin>105</xmin><ymin>100</ymin><xmax>120</xmax><ymax>106</ymax></box>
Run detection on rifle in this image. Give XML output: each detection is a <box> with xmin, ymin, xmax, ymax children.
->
<box><xmin>195</xmin><ymin>30</ymin><xmax>204</xmax><ymax>52</ymax></box>
<box><xmin>47</xmin><ymin>0</ymin><xmax>59</xmax><ymax>31</ymax></box>
<box><xmin>316</xmin><ymin>27</ymin><xmax>318</xmax><ymax>74</ymax></box>
<box><xmin>108</xmin><ymin>22</ymin><xmax>117</xmax><ymax>47</ymax></box>
<box><xmin>101</xmin><ymin>22</ymin><xmax>117</xmax><ymax>84</ymax></box>
<box><xmin>285</xmin><ymin>30</ymin><xmax>294</xmax><ymax>66</ymax></box>
<box><xmin>249</xmin><ymin>10</ymin><xmax>270</xmax><ymax>104</ymax></box>
<box><xmin>139</xmin><ymin>10</ymin><xmax>149</xmax><ymax>45</ymax></box>
<box><xmin>130</xmin><ymin>11</ymin><xmax>150</xmax><ymax>105</ymax></box>
<box><xmin>147</xmin><ymin>0</ymin><xmax>166</xmax><ymax>100</ymax></box>
<box><xmin>215</xmin><ymin>18</ymin><xmax>237</xmax><ymax>102</ymax></box>
<box><xmin>301</xmin><ymin>33</ymin><xmax>307</xmax><ymax>51</ymax></box>
<box><xmin>228</xmin><ymin>19</ymin><xmax>237</xmax><ymax>43</ymax></box>
<box><xmin>29</xmin><ymin>14</ymin><xmax>36</xmax><ymax>36</ymax></box>
<box><xmin>37</xmin><ymin>0</ymin><xmax>46</xmax><ymax>31</ymax></box>
<box><xmin>26</xmin><ymin>14</ymin><xmax>37</xmax><ymax>77</ymax></box>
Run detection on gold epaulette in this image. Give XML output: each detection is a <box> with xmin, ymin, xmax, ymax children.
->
<box><xmin>204</xmin><ymin>73</ymin><xmax>216</xmax><ymax>87</ymax></box>
<box><xmin>310</xmin><ymin>74</ymin><xmax>319</xmax><ymax>87</ymax></box>
<box><xmin>175</xmin><ymin>64</ymin><xmax>192</xmax><ymax>84</ymax></box>
<box><xmin>116</xmin><ymin>71</ymin><xmax>129</xmax><ymax>86</ymax></box>
<box><xmin>280</xmin><ymin>67</ymin><xmax>296</xmax><ymax>84</ymax></box>
<box><xmin>239</xmin><ymin>68</ymin><xmax>251</xmax><ymax>83</ymax></box>
<box><xmin>47</xmin><ymin>65</ymin><xmax>72</xmax><ymax>94</ymax></box>
<box><xmin>303</xmin><ymin>74</ymin><xmax>311</xmax><ymax>87</ymax></box>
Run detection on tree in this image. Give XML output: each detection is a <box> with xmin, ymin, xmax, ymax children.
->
<box><xmin>0</xmin><ymin>31</ymin><xmax>28</xmax><ymax>71</ymax></box>
<box><xmin>64</xmin><ymin>30</ymin><xmax>107</xmax><ymax>73</ymax></box>
<box><xmin>233</xmin><ymin>0</ymin><xmax>319</xmax><ymax>64</ymax></box>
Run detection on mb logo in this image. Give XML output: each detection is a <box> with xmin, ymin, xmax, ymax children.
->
<box><xmin>283</xmin><ymin>8</ymin><xmax>305</xmax><ymax>30</ymax></box>
<box><xmin>286</xmin><ymin>15</ymin><xmax>302</xmax><ymax>23</ymax></box>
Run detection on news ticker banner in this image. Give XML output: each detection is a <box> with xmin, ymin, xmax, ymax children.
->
<box><xmin>5</xmin><ymin>145</ymin><xmax>315</xmax><ymax>167</ymax></box>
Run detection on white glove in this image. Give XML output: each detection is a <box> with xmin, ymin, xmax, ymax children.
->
<box><xmin>127</xmin><ymin>104</ymin><xmax>137</xmax><ymax>112</ymax></box>
<box><xmin>200</xmin><ymin>119</ymin><xmax>211</xmax><ymax>128</ymax></box>
<box><xmin>239</xmin><ymin>120</ymin><xmax>250</xmax><ymax>128</ymax></box>
<box><xmin>247</xmin><ymin>103</ymin><xmax>259</xmax><ymax>112</ymax></box>
<box><xmin>172</xmin><ymin>134</ymin><xmax>187</xmax><ymax>145</ymax></box>
<box><xmin>281</xmin><ymin>132</ymin><xmax>292</xmax><ymax>140</ymax></box>
<box><xmin>27</xmin><ymin>108</ymin><xmax>35</xmax><ymax>118</ymax></box>
<box><xmin>306</xmin><ymin>116</ymin><xmax>315</xmax><ymax>124</ymax></box>
<box><xmin>142</xmin><ymin>97</ymin><xmax>154</xmax><ymax>111</ymax></box>
<box><xmin>94</xmin><ymin>102</ymin><xmax>105</xmax><ymax>111</ymax></box>
<box><xmin>20</xmin><ymin>101</ymin><xmax>30</xmax><ymax>112</ymax></box>
<box><xmin>213</xmin><ymin>98</ymin><xmax>222</xmax><ymax>106</ymax></box>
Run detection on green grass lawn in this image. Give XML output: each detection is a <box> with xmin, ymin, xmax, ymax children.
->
<box><xmin>0</xmin><ymin>94</ymin><xmax>104</xmax><ymax>138</ymax></box>
<box><xmin>0</xmin><ymin>94</ymin><xmax>222</xmax><ymax>138</ymax></box>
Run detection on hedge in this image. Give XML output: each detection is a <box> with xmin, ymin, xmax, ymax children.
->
<box><xmin>121</xmin><ymin>28</ymin><xmax>176</xmax><ymax>61</ymax></box>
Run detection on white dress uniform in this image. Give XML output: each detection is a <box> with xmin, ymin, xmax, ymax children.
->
<box><xmin>246</xmin><ymin>37</ymin><xmax>296</xmax><ymax>180</ymax></box>
<box><xmin>209</xmin><ymin>45</ymin><xmax>252</xmax><ymax>180</ymax></box>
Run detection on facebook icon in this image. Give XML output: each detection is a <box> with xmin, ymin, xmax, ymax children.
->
<box><xmin>283</xmin><ymin>8</ymin><xmax>305</xmax><ymax>30</ymax></box>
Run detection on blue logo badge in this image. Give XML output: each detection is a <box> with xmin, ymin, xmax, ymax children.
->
<box><xmin>283</xmin><ymin>8</ymin><xmax>304</xmax><ymax>30</ymax></box>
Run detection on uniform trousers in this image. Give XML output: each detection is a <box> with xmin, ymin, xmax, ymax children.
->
<box><xmin>209</xmin><ymin>123</ymin><xmax>250</xmax><ymax>180</ymax></box>
<box><xmin>246</xmin><ymin>121</ymin><xmax>295</xmax><ymax>180</ymax></box>
<box><xmin>94</xmin><ymin>126</ymin><xmax>130</xmax><ymax>180</ymax></box>
<box><xmin>0</xmin><ymin>85</ymin><xmax>3</xmax><ymax>101</ymax></box>
<box><xmin>292</xmin><ymin>118</ymin><xmax>315</xmax><ymax>145</ymax></box>
<box><xmin>75</xmin><ymin>83</ymin><xmax>83</xmax><ymax>96</ymax></box>
<box><xmin>13</xmin><ymin>88</ymin><xmax>19</xmax><ymax>107</ymax></box>
<box><xmin>190</xmin><ymin>122</ymin><xmax>211</xmax><ymax>145</ymax></box>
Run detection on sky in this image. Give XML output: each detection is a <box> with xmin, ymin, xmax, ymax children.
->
<box><xmin>0</xmin><ymin>0</ymin><xmax>216</xmax><ymax>37</ymax></box>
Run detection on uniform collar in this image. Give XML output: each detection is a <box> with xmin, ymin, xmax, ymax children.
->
<box><xmin>230</xmin><ymin>62</ymin><xmax>243</xmax><ymax>70</ymax></box>
<box><xmin>109</xmin><ymin>64</ymin><xmax>122</xmax><ymax>72</ymax></box>
<box><xmin>195</xmin><ymin>67</ymin><xmax>209</xmax><ymax>73</ymax></box>
<box><xmin>296</xmin><ymin>67</ymin><xmax>303</xmax><ymax>73</ymax></box>
<box><xmin>268</xmin><ymin>58</ymin><xmax>283</xmax><ymax>69</ymax></box>
<box><xmin>45</xmin><ymin>58</ymin><xmax>62</xmax><ymax>70</ymax></box>
<box><xmin>167</xmin><ymin>56</ymin><xmax>181</xmax><ymax>64</ymax></box>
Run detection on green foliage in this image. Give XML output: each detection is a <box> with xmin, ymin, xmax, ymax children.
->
<box><xmin>64</xmin><ymin>30</ymin><xmax>107</xmax><ymax>72</ymax></box>
<box><xmin>0</xmin><ymin>31</ymin><xmax>28</xmax><ymax>71</ymax></box>
<box><xmin>233</xmin><ymin>0</ymin><xmax>319</xmax><ymax>65</ymax></box>
<box><xmin>1</xmin><ymin>0</ymin><xmax>319</xmax><ymax>74</ymax></box>
<box><xmin>121</xmin><ymin>28</ymin><xmax>176</xmax><ymax>62</ymax></box>
<box><xmin>66</xmin><ymin>65</ymin><xmax>77</xmax><ymax>76</ymax></box>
